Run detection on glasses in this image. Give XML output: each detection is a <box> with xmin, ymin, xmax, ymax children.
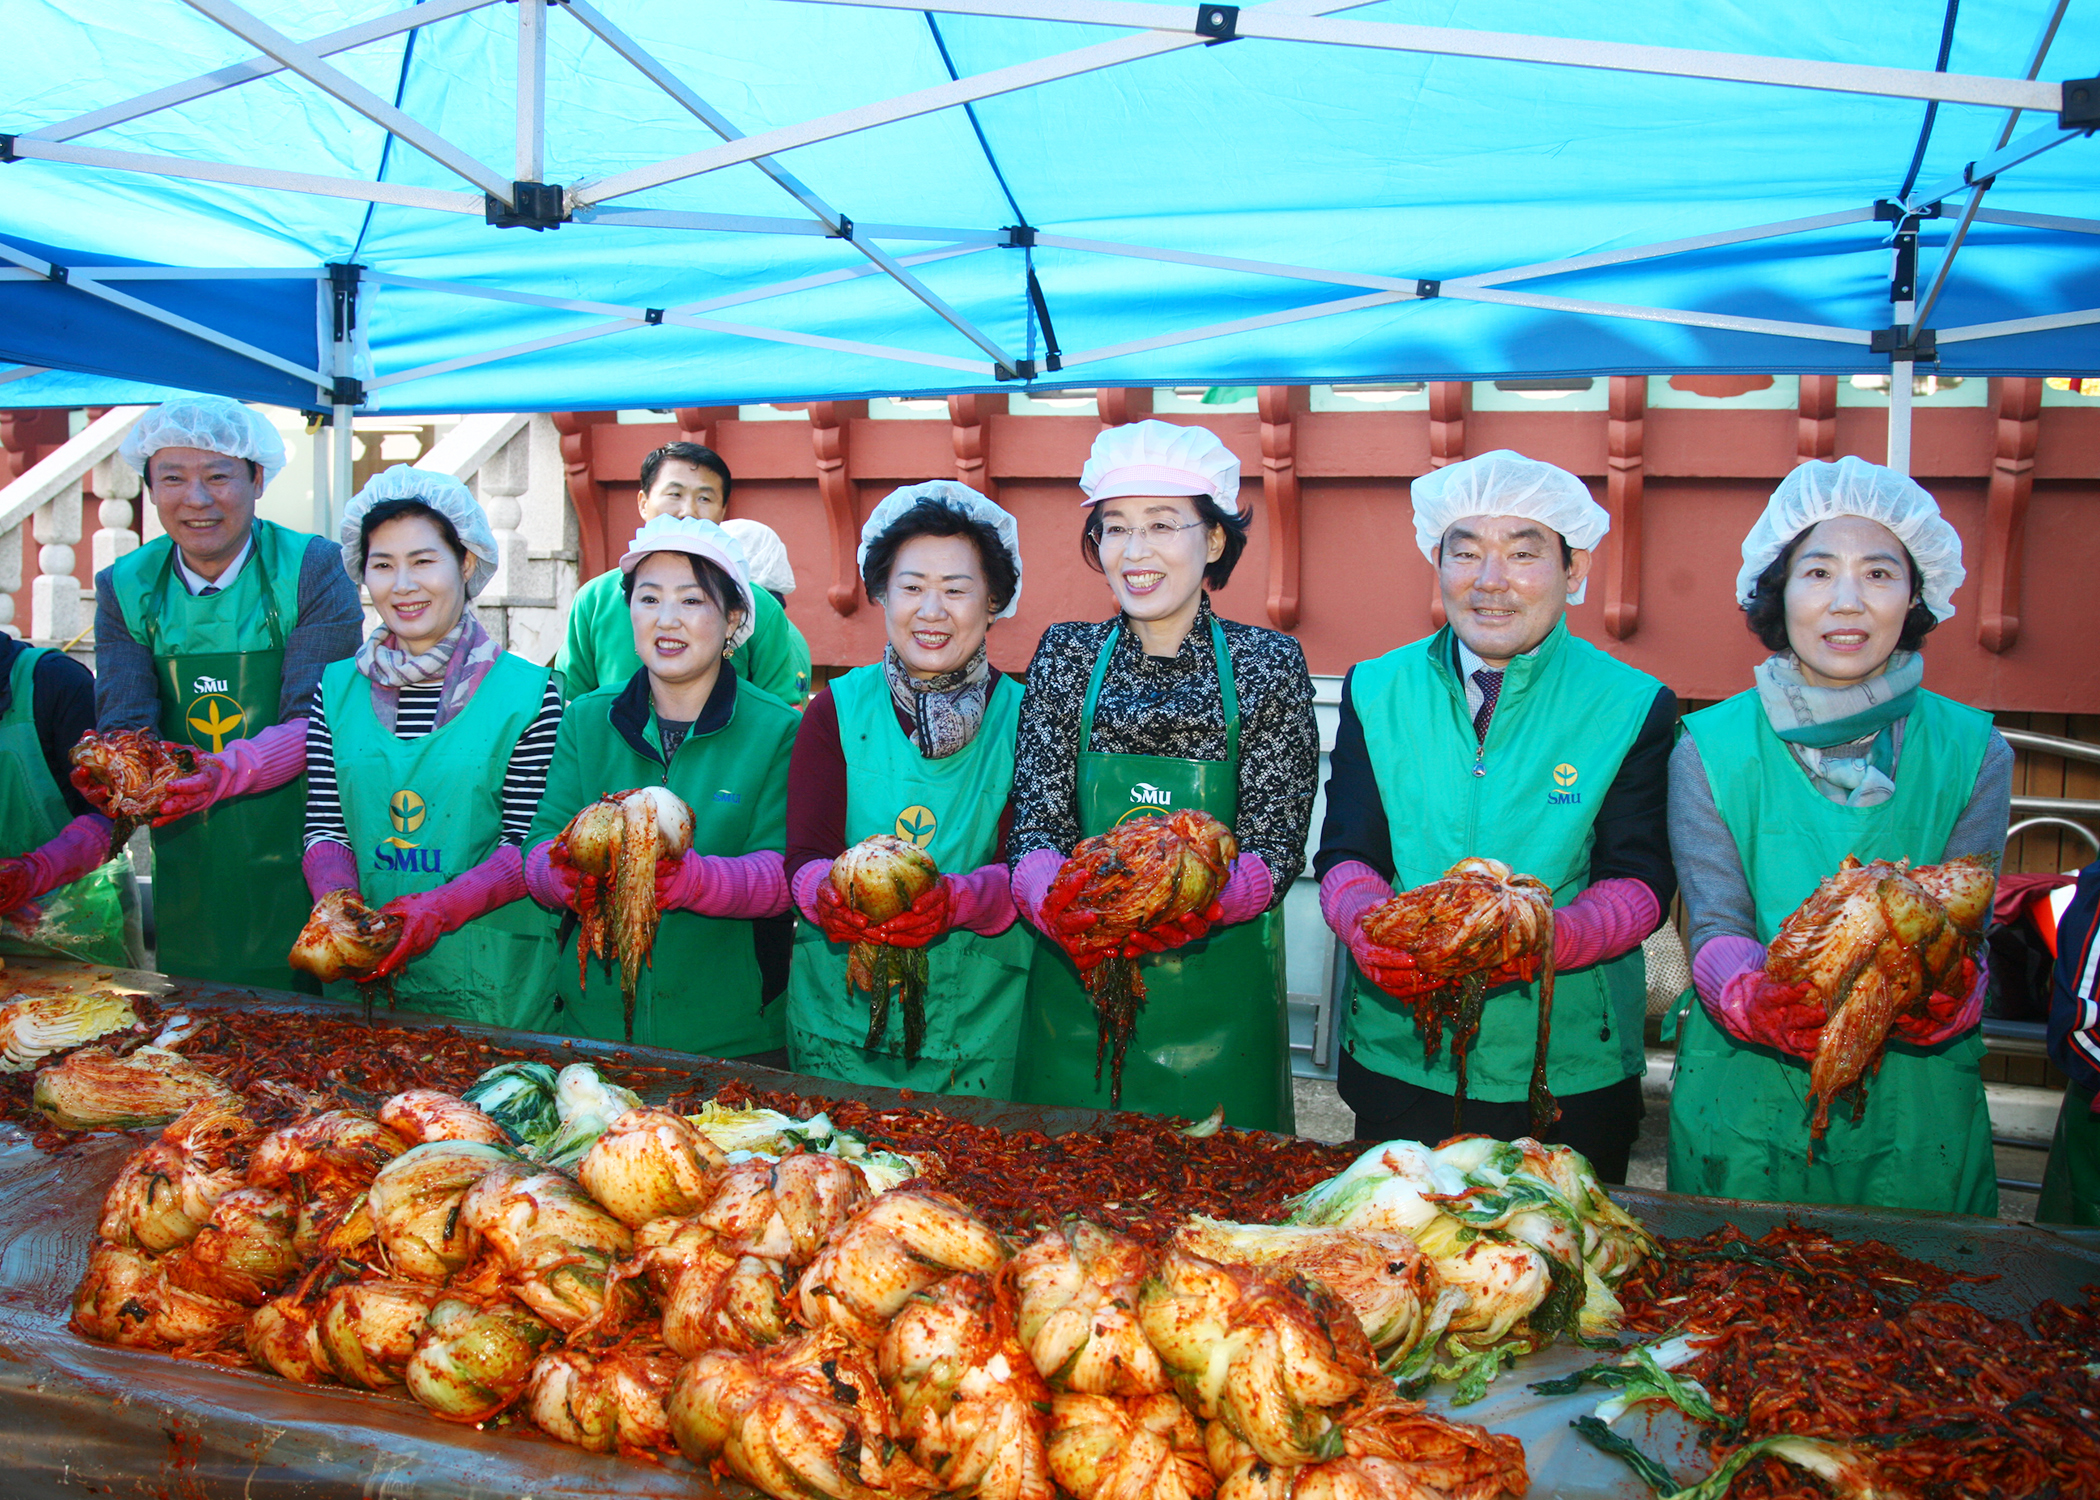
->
<box><xmin>1097</xmin><ymin>519</ymin><xmax>1207</xmax><ymax>547</ymax></box>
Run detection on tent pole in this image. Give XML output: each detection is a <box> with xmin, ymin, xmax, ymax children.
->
<box><xmin>310</xmin><ymin>422</ymin><xmax>330</xmax><ymax>537</ymax></box>
<box><xmin>1888</xmin><ymin>292</ymin><xmax>1915</xmax><ymax>475</ymax></box>
<box><xmin>516</xmin><ymin>0</ymin><xmax>545</xmax><ymax>182</ymax></box>
<box><xmin>332</xmin><ymin>408</ymin><xmax>354</xmax><ymax>536</ymax></box>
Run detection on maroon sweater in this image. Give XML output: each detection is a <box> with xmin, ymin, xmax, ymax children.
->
<box><xmin>785</xmin><ymin>670</ymin><xmax>1016</xmax><ymax>877</ymax></box>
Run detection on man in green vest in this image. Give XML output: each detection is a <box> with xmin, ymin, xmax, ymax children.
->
<box><xmin>555</xmin><ymin>441</ymin><xmax>811</xmax><ymax>707</ymax></box>
<box><xmin>1315</xmin><ymin>450</ymin><xmax>1677</xmax><ymax>1182</ymax></box>
<box><xmin>86</xmin><ymin>397</ymin><xmax>363</xmax><ymax>990</ymax></box>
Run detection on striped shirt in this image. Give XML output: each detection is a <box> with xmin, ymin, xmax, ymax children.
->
<box><xmin>303</xmin><ymin>676</ymin><xmax>564</xmax><ymax>850</ymax></box>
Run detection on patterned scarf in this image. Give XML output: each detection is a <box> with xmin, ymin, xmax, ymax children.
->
<box><xmin>356</xmin><ymin>613</ymin><xmax>501</xmax><ymax>735</ymax></box>
<box><xmin>886</xmin><ymin>641</ymin><xmax>992</xmax><ymax>760</ymax></box>
<box><xmin>1754</xmin><ymin>649</ymin><xmax>1924</xmax><ymax>807</ymax></box>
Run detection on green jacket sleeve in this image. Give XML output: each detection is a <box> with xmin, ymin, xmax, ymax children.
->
<box><xmin>554</xmin><ymin>586</ymin><xmax>600</xmax><ymax>700</ymax></box>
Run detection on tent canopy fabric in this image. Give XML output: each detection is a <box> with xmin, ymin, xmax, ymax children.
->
<box><xmin>1</xmin><ymin>0</ymin><xmax>2096</xmax><ymax>415</ymax></box>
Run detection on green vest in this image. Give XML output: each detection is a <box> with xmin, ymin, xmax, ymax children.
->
<box><xmin>524</xmin><ymin>672</ymin><xmax>798</xmax><ymax>1058</ymax></box>
<box><xmin>108</xmin><ymin>520</ymin><xmax>317</xmax><ymax>992</ymax></box>
<box><xmin>0</xmin><ymin>647</ymin><xmax>130</xmax><ymax>967</ymax></box>
<box><xmin>1345</xmin><ymin>619</ymin><xmax>1658</xmax><ymax>1100</ymax></box>
<box><xmin>1668</xmin><ymin>686</ymin><xmax>1998</xmax><ymax>1215</ymax></box>
<box><xmin>786</xmin><ymin>665</ymin><xmax>1031</xmax><ymax>1096</ymax></box>
<box><xmin>320</xmin><ymin>653</ymin><xmax>560</xmax><ymax>1031</ymax></box>
<box><xmin>554</xmin><ymin>568</ymin><xmax>812</xmax><ymax>708</ymax></box>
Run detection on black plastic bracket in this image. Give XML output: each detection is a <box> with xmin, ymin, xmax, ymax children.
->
<box><xmin>0</xmin><ymin>135</ymin><xmax>16</xmax><ymax>164</ymax></box>
<box><xmin>1415</xmin><ymin>279</ymin><xmax>1440</xmax><ymax>299</ymax></box>
<box><xmin>830</xmin><ymin>214</ymin><xmax>854</xmax><ymax>241</ymax></box>
<box><xmin>43</xmin><ymin>261</ymin><xmax>68</xmax><ymax>284</ymax></box>
<box><xmin>1889</xmin><ymin>220</ymin><xmax>1919</xmax><ymax>302</ymax></box>
<box><xmin>1195</xmin><ymin>4</ymin><xmax>1239</xmax><ymax>41</ymax></box>
<box><xmin>998</xmin><ymin>359</ymin><xmax>1034</xmax><ymax>382</ymax></box>
<box><xmin>1873</xmin><ymin>198</ymin><xmax>1943</xmax><ymax>221</ymax></box>
<box><xmin>330</xmin><ymin>375</ymin><xmax>366</xmax><ymax>407</ymax></box>
<box><xmin>485</xmin><ymin>180</ymin><xmax>565</xmax><ymax>230</ymax></box>
<box><xmin>1870</xmin><ymin>325</ymin><xmax>1938</xmax><ymax>361</ymax></box>
<box><xmin>1003</xmin><ymin>224</ymin><xmax>1036</xmax><ymax>249</ymax></box>
<box><xmin>644</xmin><ymin>307</ymin><xmax>665</xmax><ymax>325</ymax></box>
<box><xmin>326</xmin><ymin>262</ymin><xmax>362</xmax><ymax>341</ymax></box>
<box><xmin>2060</xmin><ymin>76</ymin><xmax>2100</xmax><ymax>133</ymax></box>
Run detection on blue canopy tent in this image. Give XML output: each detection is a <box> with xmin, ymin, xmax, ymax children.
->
<box><xmin>2</xmin><ymin>0</ymin><xmax>2096</xmax><ymax>501</ymax></box>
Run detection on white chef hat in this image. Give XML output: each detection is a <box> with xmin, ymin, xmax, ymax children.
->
<box><xmin>1079</xmin><ymin>420</ymin><xmax>1242</xmax><ymax>515</ymax></box>
<box><xmin>119</xmin><ymin>395</ymin><xmax>287</xmax><ymax>484</ymax></box>
<box><xmin>720</xmin><ymin>518</ymin><xmax>796</xmax><ymax>597</ymax></box>
<box><xmin>1737</xmin><ymin>457</ymin><xmax>1964</xmax><ymax>621</ymax></box>
<box><xmin>340</xmin><ymin>465</ymin><xmax>500</xmax><ymax>598</ymax></box>
<box><xmin>857</xmin><ymin>480</ymin><xmax>1025</xmax><ymax>621</ymax></box>
<box><xmin>619</xmin><ymin>514</ymin><xmax>757</xmax><ymax>650</ymax></box>
<box><xmin>1410</xmin><ymin>450</ymin><xmax>1610</xmax><ymax>605</ymax></box>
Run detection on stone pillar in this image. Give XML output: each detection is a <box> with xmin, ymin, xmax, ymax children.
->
<box><xmin>31</xmin><ymin>479</ymin><xmax>84</xmax><ymax>644</ymax></box>
<box><xmin>90</xmin><ymin>451</ymin><xmax>142</xmax><ymax>574</ymax></box>
<box><xmin>0</xmin><ymin>524</ymin><xmax>22</xmax><ymax>639</ymax></box>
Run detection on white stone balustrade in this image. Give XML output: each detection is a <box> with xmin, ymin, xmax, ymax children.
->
<box><xmin>30</xmin><ymin>479</ymin><xmax>84</xmax><ymax>646</ymax></box>
<box><xmin>0</xmin><ymin>523</ymin><xmax>22</xmax><ymax>639</ymax></box>
<box><xmin>90</xmin><ymin>451</ymin><xmax>141</xmax><ymax>574</ymax></box>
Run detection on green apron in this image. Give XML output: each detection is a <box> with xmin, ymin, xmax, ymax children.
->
<box><xmin>111</xmin><ymin>524</ymin><xmax>316</xmax><ymax>993</ymax></box>
<box><xmin>1014</xmin><ymin>619</ymin><xmax>1293</xmax><ymax>1131</ymax></box>
<box><xmin>0</xmin><ymin>647</ymin><xmax>129</xmax><ymax>966</ymax></box>
<box><xmin>786</xmin><ymin>665</ymin><xmax>1032</xmax><ymax>1096</ymax></box>
<box><xmin>321</xmin><ymin>653</ymin><xmax>560</xmax><ymax>1030</ymax></box>
<box><xmin>2037</xmin><ymin>1082</ymin><xmax>2100</xmax><ymax>1226</ymax></box>
<box><xmin>1667</xmin><ymin>688</ymin><xmax>1997</xmax><ymax>1216</ymax></box>
<box><xmin>529</xmin><ymin>679</ymin><xmax>796</xmax><ymax>1058</ymax></box>
<box><xmin>1343</xmin><ymin>622</ymin><xmax>1657</xmax><ymax>1100</ymax></box>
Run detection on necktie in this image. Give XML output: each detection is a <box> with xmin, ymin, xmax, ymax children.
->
<box><xmin>1472</xmin><ymin>668</ymin><xmax>1503</xmax><ymax>744</ymax></box>
<box><xmin>199</xmin><ymin>585</ymin><xmax>220</xmax><ymax>596</ymax></box>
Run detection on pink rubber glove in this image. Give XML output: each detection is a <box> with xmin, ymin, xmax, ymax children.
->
<box><xmin>302</xmin><ymin>840</ymin><xmax>361</xmax><ymax>901</ymax></box>
<box><xmin>1549</xmin><ymin>878</ymin><xmax>1661</xmax><ymax>971</ymax></box>
<box><xmin>369</xmin><ymin>845</ymin><xmax>527</xmax><ymax>980</ymax></box>
<box><xmin>524</xmin><ymin>839</ymin><xmax>581</xmax><ymax>910</ymax></box>
<box><xmin>1011</xmin><ymin>848</ymin><xmax>1066</xmax><ymax>936</ymax></box>
<box><xmin>793</xmin><ymin>858</ymin><xmax>835</xmax><ymax>926</ymax></box>
<box><xmin>655</xmin><ymin>849</ymin><xmax>789</xmax><ymax>920</ymax></box>
<box><xmin>153</xmin><ymin>719</ymin><xmax>309</xmax><ymax>825</ymax></box>
<box><xmin>1695</xmin><ymin>934</ymin><xmax>1825</xmax><ymax>1059</ymax></box>
<box><xmin>1891</xmin><ymin>958</ymin><xmax>1986</xmax><ymax>1047</ymax></box>
<box><xmin>0</xmin><ymin>814</ymin><xmax>114</xmax><ymax>914</ymax></box>
<box><xmin>944</xmin><ymin>863</ymin><xmax>1017</xmax><ymax>937</ymax></box>
<box><xmin>1320</xmin><ymin>861</ymin><xmax>1430</xmax><ymax>998</ymax></box>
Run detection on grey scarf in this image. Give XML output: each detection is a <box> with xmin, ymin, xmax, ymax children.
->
<box><xmin>355</xmin><ymin>614</ymin><xmax>499</xmax><ymax>735</ymax></box>
<box><xmin>1754</xmin><ymin>649</ymin><xmax>1925</xmax><ymax>807</ymax></box>
<box><xmin>886</xmin><ymin>642</ymin><xmax>992</xmax><ymax>760</ymax></box>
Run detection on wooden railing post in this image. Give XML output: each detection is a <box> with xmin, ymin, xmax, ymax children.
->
<box><xmin>1425</xmin><ymin>381</ymin><xmax>1469</xmax><ymax>627</ymax></box>
<box><xmin>1603</xmin><ymin>375</ymin><xmax>1645</xmax><ymax>639</ymax></box>
<box><xmin>948</xmin><ymin>393</ymin><xmax>1006</xmax><ymax>492</ymax></box>
<box><xmin>1257</xmin><ymin>385</ymin><xmax>1306</xmax><ymax>630</ymax></box>
<box><xmin>1979</xmin><ymin>376</ymin><xmax>2043</xmax><ymax>654</ymax></box>
<box><xmin>809</xmin><ymin>401</ymin><xmax>869</xmax><ymax>615</ymax></box>
<box><xmin>1798</xmin><ymin>375</ymin><xmax>1838</xmax><ymax>464</ymax></box>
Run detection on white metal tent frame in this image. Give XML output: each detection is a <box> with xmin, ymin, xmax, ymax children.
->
<box><xmin>3</xmin><ymin>0</ymin><xmax>2097</xmax><ymax>511</ymax></box>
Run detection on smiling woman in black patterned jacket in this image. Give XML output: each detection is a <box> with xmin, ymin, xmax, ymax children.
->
<box><xmin>1007</xmin><ymin>420</ymin><xmax>1318</xmax><ymax>1131</ymax></box>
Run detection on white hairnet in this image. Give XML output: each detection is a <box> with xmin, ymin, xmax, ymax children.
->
<box><xmin>340</xmin><ymin>465</ymin><xmax>500</xmax><ymax>599</ymax></box>
<box><xmin>1080</xmin><ymin>419</ymin><xmax>1243</xmax><ymax>514</ymax></box>
<box><xmin>119</xmin><ymin>396</ymin><xmax>286</xmax><ymax>483</ymax></box>
<box><xmin>1410</xmin><ymin>449</ymin><xmax>1609</xmax><ymax>605</ymax></box>
<box><xmin>619</xmin><ymin>514</ymin><xmax>757</xmax><ymax>651</ymax></box>
<box><xmin>721</xmin><ymin>518</ymin><xmax>796</xmax><ymax>597</ymax></box>
<box><xmin>1737</xmin><ymin>457</ymin><xmax>1963</xmax><ymax>621</ymax></box>
<box><xmin>857</xmin><ymin>480</ymin><xmax>1025</xmax><ymax>621</ymax></box>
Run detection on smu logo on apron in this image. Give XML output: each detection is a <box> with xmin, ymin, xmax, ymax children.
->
<box><xmin>895</xmin><ymin>805</ymin><xmax>937</xmax><ymax>848</ymax></box>
<box><xmin>180</xmin><ymin>676</ymin><xmax>246</xmax><ymax>753</ymax></box>
<box><xmin>374</xmin><ymin>787</ymin><xmax>444</xmax><ymax>874</ymax></box>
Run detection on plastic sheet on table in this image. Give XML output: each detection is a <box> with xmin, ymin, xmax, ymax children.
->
<box><xmin>1</xmin><ymin>960</ymin><xmax>2095</xmax><ymax>1498</ymax></box>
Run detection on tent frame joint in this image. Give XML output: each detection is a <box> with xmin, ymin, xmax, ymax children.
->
<box><xmin>486</xmin><ymin>180</ymin><xmax>566</xmax><ymax>230</ymax></box>
<box><xmin>1196</xmin><ymin>5</ymin><xmax>1239</xmax><ymax>43</ymax></box>
<box><xmin>1416</xmin><ymin>278</ymin><xmax>1441</xmax><ymax>298</ymax></box>
<box><xmin>0</xmin><ymin>134</ymin><xmax>14</xmax><ymax>164</ymax></box>
<box><xmin>1874</xmin><ymin>198</ymin><xmax>1942</xmax><ymax>221</ymax></box>
<box><xmin>330</xmin><ymin>375</ymin><xmax>366</xmax><ymax>407</ymax></box>
<box><xmin>2059</xmin><ymin>76</ymin><xmax>2100</xmax><ymax>131</ymax></box>
<box><xmin>644</xmin><ymin>307</ymin><xmax>665</xmax><ymax>325</ymax></box>
<box><xmin>831</xmin><ymin>213</ymin><xmax>855</xmax><ymax>241</ymax></box>
<box><xmin>1003</xmin><ymin>224</ymin><xmax>1036</xmax><ymax>248</ymax></box>
<box><xmin>999</xmin><ymin>358</ymin><xmax>1035</xmax><ymax>382</ymax></box>
<box><xmin>1871</xmin><ymin>325</ymin><xmax>1937</xmax><ymax>361</ymax></box>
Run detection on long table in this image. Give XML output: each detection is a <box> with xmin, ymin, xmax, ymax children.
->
<box><xmin>2</xmin><ymin>962</ymin><xmax>2094</xmax><ymax>1499</ymax></box>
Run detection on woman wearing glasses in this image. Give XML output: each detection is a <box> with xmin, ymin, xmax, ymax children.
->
<box><xmin>1008</xmin><ymin>421</ymin><xmax>1318</xmax><ymax>1129</ymax></box>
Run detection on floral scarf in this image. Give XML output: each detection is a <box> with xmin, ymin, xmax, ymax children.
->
<box><xmin>1754</xmin><ymin>649</ymin><xmax>1925</xmax><ymax>807</ymax></box>
<box><xmin>886</xmin><ymin>642</ymin><xmax>992</xmax><ymax>760</ymax></box>
<box><xmin>356</xmin><ymin>613</ymin><xmax>500</xmax><ymax>736</ymax></box>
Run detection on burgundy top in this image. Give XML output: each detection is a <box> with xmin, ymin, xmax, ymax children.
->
<box><xmin>785</xmin><ymin>669</ymin><xmax>1015</xmax><ymax>877</ymax></box>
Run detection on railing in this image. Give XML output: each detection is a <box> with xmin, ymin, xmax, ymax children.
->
<box><xmin>0</xmin><ymin>406</ymin><xmax>146</xmax><ymax>647</ymax></box>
